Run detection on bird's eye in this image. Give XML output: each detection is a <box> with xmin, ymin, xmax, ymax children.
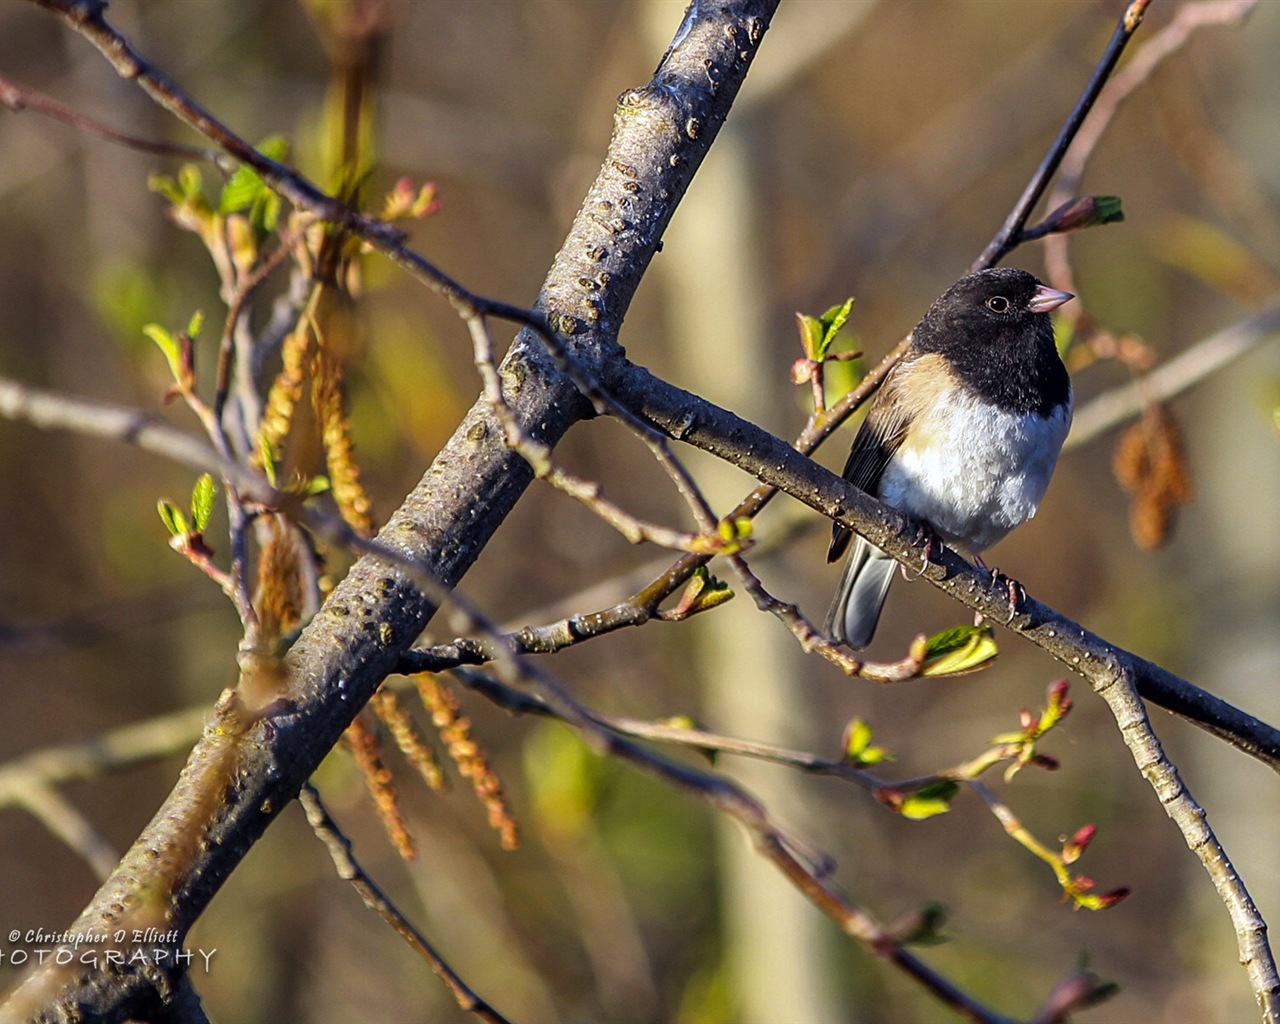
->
<box><xmin>986</xmin><ymin>296</ymin><xmax>1010</xmax><ymax>313</ymax></box>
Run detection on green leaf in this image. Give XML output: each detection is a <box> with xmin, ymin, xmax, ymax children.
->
<box><xmin>920</xmin><ymin>624</ymin><xmax>998</xmax><ymax>677</ymax></box>
<box><xmin>817</xmin><ymin>298</ymin><xmax>855</xmax><ymax>355</ymax></box>
<box><xmin>815</xmin><ymin>298</ymin><xmax>856</xmax><ymax>361</ymax></box>
<box><xmin>178</xmin><ymin>164</ymin><xmax>203</xmax><ymax>200</ymax></box>
<box><xmin>190</xmin><ymin>473</ymin><xmax>217</xmax><ymax>532</ymax></box>
<box><xmin>220</xmin><ymin>135</ymin><xmax>289</xmax><ymax>235</ymax></box>
<box><xmin>148</xmin><ymin>164</ymin><xmax>207</xmax><ymax>207</ymax></box>
<box><xmin>143</xmin><ymin>323</ymin><xmax>182</xmax><ymax>381</ymax></box>
<box><xmin>896</xmin><ymin>902</ymin><xmax>949</xmax><ymax>946</ymax></box>
<box><xmin>899</xmin><ymin>781</ymin><xmax>959</xmax><ymax>820</ymax></box>
<box><xmin>219</xmin><ymin>165</ymin><xmax>267</xmax><ymax>216</ymax></box>
<box><xmin>691</xmin><ymin>582</ymin><xmax>733</xmax><ymax>612</ymax></box>
<box><xmin>841</xmin><ymin>717</ymin><xmax>892</xmax><ymax>767</ymax></box>
<box><xmin>795</xmin><ymin>297</ymin><xmax>856</xmax><ymax>362</ymax></box>
<box><xmin>685</xmin><ymin>567</ymin><xmax>734</xmax><ymax>613</ymax></box>
<box><xmin>157</xmin><ymin>498</ymin><xmax>189</xmax><ymax>538</ymax></box>
<box><xmin>186</xmin><ymin>309</ymin><xmax>205</xmax><ymax>340</ymax></box>
<box><xmin>147</xmin><ymin>172</ymin><xmax>183</xmax><ymax>207</ymax></box>
<box><xmin>247</xmin><ymin>189</ymin><xmax>282</xmax><ymax>235</ymax></box>
<box><xmin>717</xmin><ymin>516</ymin><xmax>753</xmax><ymax>548</ymax></box>
<box><xmin>844</xmin><ymin>717</ymin><xmax>872</xmax><ymax>759</ymax></box>
<box><xmin>1091</xmin><ymin>195</ymin><xmax>1125</xmax><ymax>226</ymax></box>
<box><xmin>1040</xmin><ymin>194</ymin><xmax>1125</xmax><ymax>235</ymax></box>
<box><xmin>795</xmin><ymin>312</ymin><xmax>824</xmax><ymax>361</ymax></box>
<box><xmin>256</xmin><ymin>135</ymin><xmax>289</xmax><ymax>163</ymax></box>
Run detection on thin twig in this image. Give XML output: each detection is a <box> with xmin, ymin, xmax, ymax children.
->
<box><xmin>972</xmin><ymin>0</ymin><xmax>1153</xmax><ymax>270</ymax></box>
<box><xmin>4</xmin><ymin>777</ymin><xmax>119</xmax><ymax>881</ymax></box>
<box><xmin>465</xmin><ymin>315</ymin><xmax>718</xmax><ymax>552</ymax></box>
<box><xmin>0</xmin><ymin>72</ymin><xmax>228</xmax><ymax>168</ymax></box>
<box><xmin>722</xmin><ymin>550</ymin><xmax>928</xmax><ymax>682</ymax></box>
<box><xmin>0</xmin><ymin>375</ymin><xmax>277</xmax><ymax>506</ymax></box>
<box><xmin>297</xmin><ymin>784</ymin><xmax>512</xmax><ymax>1024</ymax></box>
<box><xmin>398</xmin><ymin>545</ymin><xmax>927</xmax><ymax>684</ymax></box>
<box><xmin>213</xmin><ymin>221</ymin><xmax>311</xmax><ymax>426</ymax></box>
<box><xmin>1065</xmin><ymin>301</ymin><xmax>1280</xmax><ymax>449</ymax></box>
<box><xmin>1044</xmin><ymin>0</ymin><xmax>1259</xmax><ymax>297</ymax></box>
<box><xmin>0</xmin><ymin>706</ymin><xmax>208</xmax><ymax>791</ymax></box>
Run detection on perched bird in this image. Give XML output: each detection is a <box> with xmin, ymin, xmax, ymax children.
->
<box><xmin>825</xmin><ymin>267</ymin><xmax>1074</xmax><ymax>649</ymax></box>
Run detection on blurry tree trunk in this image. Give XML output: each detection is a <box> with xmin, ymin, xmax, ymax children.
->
<box><xmin>645</xmin><ymin>4</ymin><xmax>875</xmax><ymax>1017</ymax></box>
<box><xmin>659</xmin><ymin>124</ymin><xmax>846</xmax><ymax>1022</ymax></box>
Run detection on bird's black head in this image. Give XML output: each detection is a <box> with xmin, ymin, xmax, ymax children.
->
<box><xmin>912</xmin><ymin>267</ymin><xmax>1073</xmax><ymax>416</ymax></box>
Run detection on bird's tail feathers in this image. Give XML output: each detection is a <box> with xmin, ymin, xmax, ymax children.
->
<box><xmin>824</xmin><ymin>536</ymin><xmax>897</xmax><ymax>650</ymax></box>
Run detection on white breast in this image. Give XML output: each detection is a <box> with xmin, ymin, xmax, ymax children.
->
<box><xmin>878</xmin><ymin>391</ymin><xmax>1071</xmax><ymax>555</ymax></box>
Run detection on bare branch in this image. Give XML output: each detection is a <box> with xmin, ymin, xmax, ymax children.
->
<box><xmin>0</xmin><ymin>376</ymin><xmax>275</xmax><ymax>505</ymax></box>
<box><xmin>465</xmin><ymin>314</ymin><xmax>720</xmax><ymax>553</ymax></box>
<box><xmin>972</xmin><ymin>0</ymin><xmax>1153</xmax><ymax>270</ymax></box>
<box><xmin>2</xmin><ymin>777</ymin><xmax>118</xmax><ymax>881</ymax></box>
<box><xmin>1044</xmin><ymin>0</ymin><xmax>1260</xmax><ymax>295</ymax></box>
<box><xmin>1066</xmin><ymin>302</ymin><xmax>1280</xmax><ymax>449</ymax></box>
<box><xmin>297</xmin><ymin>785</ymin><xmax>512</xmax><ymax>1024</ymax></box>
<box><xmin>603</xmin><ymin>358</ymin><xmax>1280</xmax><ymax>770</ymax></box>
<box><xmin>1087</xmin><ymin>667</ymin><xmax>1280</xmax><ymax>1018</ymax></box>
<box><xmin>0</xmin><ymin>71</ymin><xmax>227</xmax><ymax>167</ymax></box>
<box><xmin>0</xmin><ymin>707</ymin><xmax>207</xmax><ymax>792</ymax></box>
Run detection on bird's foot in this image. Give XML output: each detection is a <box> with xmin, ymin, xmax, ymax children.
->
<box><xmin>903</xmin><ymin>521</ymin><xmax>941</xmax><ymax>581</ymax></box>
<box><xmin>972</xmin><ymin>557</ymin><xmax>1026</xmax><ymax>625</ymax></box>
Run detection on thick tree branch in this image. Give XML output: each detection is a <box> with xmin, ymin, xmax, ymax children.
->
<box><xmin>5</xmin><ymin>0</ymin><xmax>1272</xmax><ymax>1019</ymax></box>
<box><xmin>3</xmin><ymin>3</ymin><xmax>782</xmax><ymax>1021</ymax></box>
<box><xmin>1089</xmin><ymin>667</ymin><xmax>1279</xmax><ymax>1019</ymax></box>
<box><xmin>603</xmin><ymin>358</ymin><xmax>1280</xmax><ymax>771</ymax></box>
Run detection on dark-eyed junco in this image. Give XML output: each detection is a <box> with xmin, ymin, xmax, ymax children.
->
<box><xmin>825</xmin><ymin>267</ymin><xmax>1074</xmax><ymax>649</ymax></box>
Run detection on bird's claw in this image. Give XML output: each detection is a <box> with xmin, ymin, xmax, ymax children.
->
<box><xmin>985</xmin><ymin>565</ymin><xmax>1026</xmax><ymax>625</ymax></box>
<box><xmin>903</xmin><ymin>521</ymin><xmax>940</xmax><ymax>581</ymax></box>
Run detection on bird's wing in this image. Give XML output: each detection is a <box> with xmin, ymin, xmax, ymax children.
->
<box><xmin>826</xmin><ymin>361</ymin><xmax>916</xmax><ymax>563</ymax></box>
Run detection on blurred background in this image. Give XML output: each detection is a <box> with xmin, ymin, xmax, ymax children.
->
<box><xmin>1</xmin><ymin>1</ymin><xmax>1278</xmax><ymax>1021</ymax></box>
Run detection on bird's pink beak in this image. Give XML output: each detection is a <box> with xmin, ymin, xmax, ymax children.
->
<box><xmin>1028</xmin><ymin>284</ymin><xmax>1074</xmax><ymax>314</ymax></box>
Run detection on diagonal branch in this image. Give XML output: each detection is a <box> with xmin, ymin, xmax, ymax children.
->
<box><xmin>972</xmin><ymin>0</ymin><xmax>1153</xmax><ymax>269</ymax></box>
<box><xmin>603</xmin><ymin>358</ymin><xmax>1280</xmax><ymax>771</ymax></box>
<box><xmin>1</xmin><ymin>4</ymin><xmax>784</xmax><ymax>1021</ymax></box>
<box><xmin>298</xmin><ymin>785</ymin><xmax>512</xmax><ymax>1024</ymax></box>
<box><xmin>1066</xmin><ymin>301</ymin><xmax>1280</xmax><ymax>448</ymax></box>
<box><xmin>1089</xmin><ymin>666</ymin><xmax>1279</xmax><ymax>1019</ymax></box>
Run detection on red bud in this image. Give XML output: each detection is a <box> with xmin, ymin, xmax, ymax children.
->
<box><xmin>1096</xmin><ymin>887</ymin><xmax>1131</xmax><ymax>909</ymax></box>
<box><xmin>1072</xmin><ymin>824</ymin><xmax>1097</xmax><ymax>849</ymax></box>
